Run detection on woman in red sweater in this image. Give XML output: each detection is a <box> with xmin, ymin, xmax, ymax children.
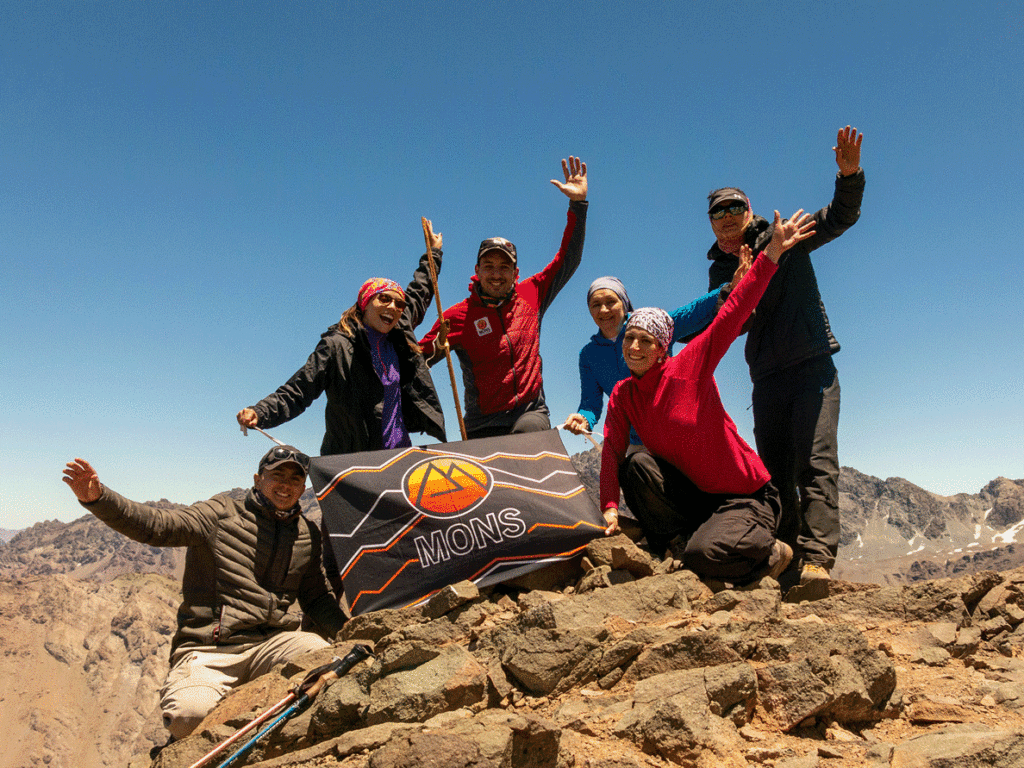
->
<box><xmin>600</xmin><ymin>210</ymin><xmax>814</xmax><ymax>584</ymax></box>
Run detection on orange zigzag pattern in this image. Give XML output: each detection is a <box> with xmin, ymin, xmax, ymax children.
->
<box><xmin>317</xmin><ymin>448</ymin><xmax>572</xmax><ymax>499</ymax></box>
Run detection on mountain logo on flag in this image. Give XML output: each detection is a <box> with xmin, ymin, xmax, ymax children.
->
<box><xmin>402</xmin><ymin>456</ymin><xmax>493</xmax><ymax>519</ymax></box>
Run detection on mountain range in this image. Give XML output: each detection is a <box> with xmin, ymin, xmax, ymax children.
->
<box><xmin>4</xmin><ymin>461</ymin><xmax>1022</xmax><ymax>586</ymax></box>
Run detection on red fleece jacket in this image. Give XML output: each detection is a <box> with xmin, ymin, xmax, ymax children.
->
<box><xmin>600</xmin><ymin>253</ymin><xmax>777</xmax><ymax>509</ymax></box>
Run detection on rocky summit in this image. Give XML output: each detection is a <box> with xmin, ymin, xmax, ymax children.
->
<box><xmin>3</xmin><ymin>468</ymin><xmax>1024</xmax><ymax>768</ymax></box>
<box><xmin>127</xmin><ymin>535</ymin><xmax>1024</xmax><ymax>768</ymax></box>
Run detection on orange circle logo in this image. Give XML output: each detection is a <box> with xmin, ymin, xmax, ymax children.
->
<box><xmin>402</xmin><ymin>457</ymin><xmax>493</xmax><ymax>518</ymax></box>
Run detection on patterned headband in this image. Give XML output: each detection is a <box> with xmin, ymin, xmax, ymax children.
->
<box><xmin>625</xmin><ymin>307</ymin><xmax>672</xmax><ymax>350</ymax></box>
<box><xmin>357</xmin><ymin>278</ymin><xmax>405</xmax><ymax>311</ymax></box>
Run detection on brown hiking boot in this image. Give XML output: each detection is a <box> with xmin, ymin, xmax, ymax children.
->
<box><xmin>766</xmin><ymin>541</ymin><xmax>793</xmax><ymax>580</ymax></box>
<box><xmin>741</xmin><ymin>540</ymin><xmax>793</xmax><ymax>585</ymax></box>
<box><xmin>800</xmin><ymin>563</ymin><xmax>831</xmax><ymax>583</ymax></box>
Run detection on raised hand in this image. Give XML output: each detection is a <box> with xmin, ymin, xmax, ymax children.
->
<box><xmin>765</xmin><ymin>210</ymin><xmax>817</xmax><ymax>264</ymax></box>
<box><xmin>727</xmin><ymin>244</ymin><xmax>755</xmax><ymax>290</ymax></box>
<box><xmin>62</xmin><ymin>458</ymin><xmax>103</xmax><ymax>503</ymax></box>
<box><xmin>237</xmin><ymin>408</ymin><xmax>259</xmax><ymax>431</ymax></box>
<box><xmin>550</xmin><ymin>156</ymin><xmax>588</xmax><ymax>201</ymax></box>
<box><xmin>423</xmin><ymin>218</ymin><xmax>442</xmax><ymax>251</ymax></box>
<box><xmin>834</xmin><ymin>125</ymin><xmax>863</xmax><ymax>176</ymax></box>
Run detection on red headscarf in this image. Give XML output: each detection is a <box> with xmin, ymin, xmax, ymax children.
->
<box><xmin>357</xmin><ymin>278</ymin><xmax>405</xmax><ymax>311</ymax></box>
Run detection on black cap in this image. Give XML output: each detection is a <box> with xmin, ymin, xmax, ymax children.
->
<box><xmin>258</xmin><ymin>445</ymin><xmax>310</xmax><ymax>476</ymax></box>
<box><xmin>707</xmin><ymin>187</ymin><xmax>748</xmax><ymax>213</ymax></box>
<box><xmin>476</xmin><ymin>237</ymin><xmax>517</xmax><ymax>265</ymax></box>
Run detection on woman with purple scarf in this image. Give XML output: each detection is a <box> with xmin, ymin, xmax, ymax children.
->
<box><xmin>236</xmin><ymin>224</ymin><xmax>446</xmax><ymax>455</ymax></box>
<box><xmin>235</xmin><ymin>225</ymin><xmax>448</xmax><ymax>612</ymax></box>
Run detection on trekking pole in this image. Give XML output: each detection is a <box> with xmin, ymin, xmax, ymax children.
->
<box><xmin>556</xmin><ymin>423</ymin><xmax>600</xmax><ymax>451</ymax></box>
<box><xmin>186</xmin><ymin>693</ymin><xmax>296</xmax><ymax>768</ymax></box>
<box><xmin>189</xmin><ymin>645</ymin><xmax>369</xmax><ymax>768</ymax></box>
<box><xmin>214</xmin><ymin>644</ymin><xmax>373</xmax><ymax>768</ymax></box>
<box><xmin>421</xmin><ymin>217</ymin><xmax>468</xmax><ymax>441</ymax></box>
<box><xmin>238</xmin><ymin>423</ymin><xmax>288</xmax><ymax>447</ymax></box>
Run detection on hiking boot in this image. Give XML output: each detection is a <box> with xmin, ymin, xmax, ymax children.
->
<box><xmin>800</xmin><ymin>563</ymin><xmax>831</xmax><ymax>583</ymax></box>
<box><xmin>741</xmin><ymin>540</ymin><xmax>793</xmax><ymax>585</ymax></box>
<box><xmin>766</xmin><ymin>540</ymin><xmax>793</xmax><ymax>580</ymax></box>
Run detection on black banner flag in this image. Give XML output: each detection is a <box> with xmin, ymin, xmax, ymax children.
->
<box><xmin>310</xmin><ymin>430</ymin><xmax>605</xmax><ymax>616</ymax></box>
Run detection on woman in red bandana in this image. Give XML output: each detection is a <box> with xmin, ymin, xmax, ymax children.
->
<box><xmin>237</xmin><ymin>224</ymin><xmax>447</xmax><ymax>456</ymax></box>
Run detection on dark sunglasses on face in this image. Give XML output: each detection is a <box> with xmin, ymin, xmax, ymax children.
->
<box><xmin>373</xmin><ymin>294</ymin><xmax>407</xmax><ymax>311</ymax></box>
<box><xmin>710</xmin><ymin>203</ymin><xmax>748</xmax><ymax>220</ymax></box>
<box><xmin>266</xmin><ymin>446</ymin><xmax>310</xmax><ymax>471</ymax></box>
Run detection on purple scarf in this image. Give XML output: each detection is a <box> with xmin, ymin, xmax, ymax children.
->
<box><xmin>366</xmin><ymin>328</ymin><xmax>411</xmax><ymax>449</ymax></box>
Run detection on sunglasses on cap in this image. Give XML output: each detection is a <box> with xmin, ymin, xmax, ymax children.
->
<box><xmin>260</xmin><ymin>446</ymin><xmax>310</xmax><ymax>472</ymax></box>
<box><xmin>709</xmin><ymin>203</ymin><xmax>748</xmax><ymax>220</ymax></box>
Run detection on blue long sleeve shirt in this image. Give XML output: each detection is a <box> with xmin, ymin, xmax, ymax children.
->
<box><xmin>577</xmin><ymin>286</ymin><xmax>722</xmax><ymax>443</ymax></box>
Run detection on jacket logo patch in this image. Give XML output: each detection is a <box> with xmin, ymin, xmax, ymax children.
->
<box><xmin>474</xmin><ymin>317</ymin><xmax>493</xmax><ymax>336</ymax></box>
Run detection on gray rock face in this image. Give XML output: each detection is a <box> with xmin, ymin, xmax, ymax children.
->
<box><xmin>365</xmin><ymin>644</ymin><xmax>489</xmax><ymax>725</ymax></box>
<box><xmin>143</xmin><ymin>567</ymin><xmax>907</xmax><ymax>767</ymax></box>
<box><xmin>838</xmin><ymin>470</ymin><xmax>1024</xmax><ymax>583</ymax></box>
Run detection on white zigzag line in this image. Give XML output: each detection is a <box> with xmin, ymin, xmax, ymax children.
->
<box><xmin>420</xmin><ymin>448</ymin><xmax>569</xmax><ymax>462</ymax></box>
<box><xmin>488</xmin><ymin>468</ymin><xmax>579</xmax><ymax>485</ymax></box>
<box><xmin>312</xmin><ymin>447</ymin><xmax>423</xmax><ymax>494</ymax></box>
<box><xmin>491</xmin><ymin>482</ymin><xmax>586</xmax><ymax>498</ymax></box>
<box><xmin>330</xmin><ymin>513</ymin><xmax>421</xmax><ymax>575</ymax></box>
<box><xmin>312</xmin><ymin>448</ymin><xmax>572</xmax><ymax>494</ymax></box>
<box><xmin>327</xmin><ymin>489</ymin><xmax>408</xmax><ymax>539</ymax></box>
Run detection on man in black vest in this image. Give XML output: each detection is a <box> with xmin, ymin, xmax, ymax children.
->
<box><xmin>63</xmin><ymin>445</ymin><xmax>347</xmax><ymax>739</ymax></box>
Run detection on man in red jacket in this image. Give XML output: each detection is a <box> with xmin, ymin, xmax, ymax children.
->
<box><xmin>420</xmin><ymin>156</ymin><xmax>588</xmax><ymax>439</ymax></box>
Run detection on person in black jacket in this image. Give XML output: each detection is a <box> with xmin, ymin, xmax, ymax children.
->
<box><xmin>236</xmin><ymin>223</ymin><xmax>447</xmax><ymax>454</ymax></box>
<box><xmin>63</xmin><ymin>446</ymin><xmax>347</xmax><ymax>739</ymax></box>
<box><xmin>236</xmin><ymin>226</ymin><xmax>448</xmax><ymax>609</ymax></box>
<box><xmin>705</xmin><ymin>126</ymin><xmax>864</xmax><ymax>583</ymax></box>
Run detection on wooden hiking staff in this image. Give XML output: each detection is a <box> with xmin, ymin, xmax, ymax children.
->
<box><xmin>421</xmin><ymin>217</ymin><xmax>468</xmax><ymax>441</ymax></box>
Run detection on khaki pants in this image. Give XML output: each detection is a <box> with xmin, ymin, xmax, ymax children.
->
<box><xmin>160</xmin><ymin>630</ymin><xmax>329</xmax><ymax>739</ymax></box>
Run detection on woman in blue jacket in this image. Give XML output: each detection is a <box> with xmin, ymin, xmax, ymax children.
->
<box><xmin>562</xmin><ymin>267</ymin><xmax>749</xmax><ymax>519</ymax></box>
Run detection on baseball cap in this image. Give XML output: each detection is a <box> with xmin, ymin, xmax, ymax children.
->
<box><xmin>476</xmin><ymin>237</ymin><xmax>517</xmax><ymax>265</ymax></box>
<box><xmin>258</xmin><ymin>445</ymin><xmax>310</xmax><ymax>476</ymax></box>
<box><xmin>707</xmin><ymin>188</ymin><xmax>749</xmax><ymax>213</ymax></box>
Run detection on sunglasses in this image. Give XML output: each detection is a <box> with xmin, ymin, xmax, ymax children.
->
<box><xmin>709</xmin><ymin>203</ymin><xmax>748</xmax><ymax>220</ymax></box>
<box><xmin>263</xmin><ymin>446</ymin><xmax>310</xmax><ymax>471</ymax></box>
<box><xmin>373</xmin><ymin>293</ymin><xmax>407</xmax><ymax>311</ymax></box>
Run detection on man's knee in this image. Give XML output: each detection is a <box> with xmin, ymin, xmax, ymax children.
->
<box><xmin>248</xmin><ymin>630</ymin><xmax>331</xmax><ymax>678</ymax></box>
<box><xmin>163</xmin><ymin>694</ymin><xmax>220</xmax><ymax>740</ymax></box>
<box><xmin>510</xmin><ymin>411</ymin><xmax>550</xmax><ymax>434</ymax></box>
<box><xmin>161</xmin><ymin>674</ymin><xmax>227</xmax><ymax>739</ymax></box>
<box><xmin>159</xmin><ymin>648</ymin><xmax>243</xmax><ymax>739</ymax></box>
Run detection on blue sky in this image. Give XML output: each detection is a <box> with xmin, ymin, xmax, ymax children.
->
<box><xmin>2</xmin><ymin>1</ymin><xmax>1021</xmax><ymax>529</ymax></box>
